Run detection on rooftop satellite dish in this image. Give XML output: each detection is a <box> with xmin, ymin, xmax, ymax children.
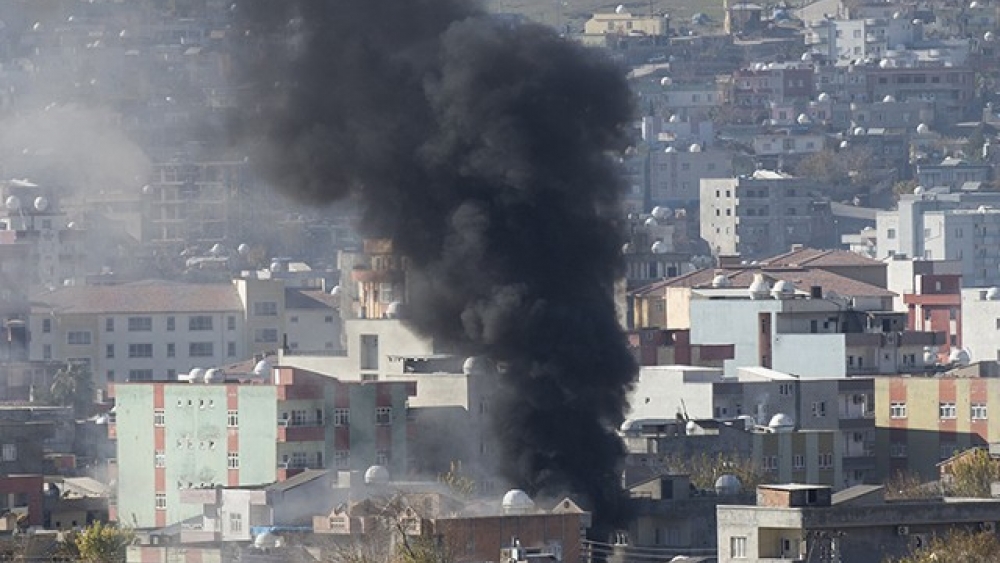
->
<box><xmin>4</xmin><ymin>196</ymin><xmax>20</xmax><ymax>211</ymax></box>
<box><xmin>615</xmin><ymin>4</ymin><xmax>626</xmax><ymax>14</ymax></box>
<box><xmin>237</xmin><ymin>243</ymin><xmax>250</xmax><ymax>256</ymax></box>
<box><xmin>33</xmin><ymin>196</ymin><xmax>48</xmax><ymax>212</ymax></box>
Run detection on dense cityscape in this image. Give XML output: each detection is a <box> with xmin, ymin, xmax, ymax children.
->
<box><xmin>0</xmin><ymin>0</ymin><xmax>1000</xmax><ymax>562</ymax></box>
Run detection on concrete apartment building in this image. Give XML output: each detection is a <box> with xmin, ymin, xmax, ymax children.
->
<box><xmin>872</xmin><ymin>372</ymin><xmax>1000</xmax><ymax>479</ymax></box>
<box><xmin>805</xmin><ymin>16</ymin><xmax>918</xmax><ymax>60</ymax></box>
<box><xmin>636</xmin><ymin>266</ymin><xmax>941</xmax><ymax>378</ymax></box>
<box><xmin>27</xmin><ymin>276</ymin><xmax>340</xmax><ymax>392</ymax></box>
<box><xmin>916</xmin><ymin>157</ymin><xmax>993</xmax><ymax>191</ymax></box>
<box><xmin>718</xmin><ymin>483</ymin><xmax>1000</xmax><ymax>563</ymax></box>
<box><xmin>876</xmin><ymin>188</ymin><xmax>1000</xmax><ymax>269</ymax></box>
<box><xmin>111</xmin><ymin>364</ymin><xmax>414</xmax><ymax>529</ymax></box>
<box><xmin>887</xmin><ymin>258</ymin><xmax>963</xmax><ymax>355</ymax></box>
<box><xmin>627</xmin><ymin>365</ymin><xmax>876</xmax><ymax>486</ymax></box>
<box><xmin>961</xmin><ymin>287</ymin><xmax>1000</xmax><ymax>363</ymax></box>
<box><xmin>647</xmin><ymin>145</ymin><xmax>733</xmax><ymax>207</ymax></box>
<box><xmin>700</xmin><ymin>171</ymin><xmax>826</xmax><ymax>259</ymax></box>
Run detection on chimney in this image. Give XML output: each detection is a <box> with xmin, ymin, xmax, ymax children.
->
<box><xmin>810</xmin><ymin>286</ymin><xmax>823</xmax><ymax>299</ymax></box>
<box><xmin>717</xmin><ymin>254</ymin><xmax>743</xmax><ymax>268</ymax></box>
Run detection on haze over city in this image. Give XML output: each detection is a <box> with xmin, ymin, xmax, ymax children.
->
<box><xmin>0</xmin><ymin>0</ymin><xmax>999</xmax><ymax>562</ymax></box>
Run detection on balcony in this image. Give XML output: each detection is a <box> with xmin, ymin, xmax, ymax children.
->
<box><xmin>277</xmin><ymin>418</ymin><xmax>325</xmax><ymax>442</ymax></box>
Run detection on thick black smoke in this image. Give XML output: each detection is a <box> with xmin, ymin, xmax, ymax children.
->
<box><xmin>230</xmin><ymin>1</ymin><xmax>638</xmax><ymax>533</ymax></box>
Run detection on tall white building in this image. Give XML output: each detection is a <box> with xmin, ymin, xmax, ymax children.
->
<box><xmin>700</xmin><ymin>171</ymin><xmax>820</xmax><ymax>259</ymax></box>
<box><xmin>960</xmin><ymin>287</ymin><xmax>1000</xmax><ymax>363</ymax></box>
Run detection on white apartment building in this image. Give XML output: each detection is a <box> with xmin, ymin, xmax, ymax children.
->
<box><xmin>28</xmin><ymin>277</ymin><xmax>341</xmax><ymax>391</ymax></box>
<box><xmin>921</xmin><ymin>208</ymin><xmax>1000</xmax><ymax>286</ymax></box>
<box><xmin>960</xmin><ymin>287</ymin><xmax>1000</xmax><ymax>363</ymax></box>
<box><xmin>876</xmin><ymin>188</ymin><xmax>1000</xmax><ymax>262</ymax></box>
<box><xmin>649</xmin><ymin>146</ymin><xmax>732</xmax><ymax>206</ymax></box>
<box><xmin>700</xmin><ymin>171</ymin><xmax>818</xmax><ymax>258</ymax></box>
<box><xmin>805</xmin><ymin>16</ymin><xmax>917</xmax><ymax>61</ymax></box>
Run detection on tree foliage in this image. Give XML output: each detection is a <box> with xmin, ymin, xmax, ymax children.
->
<box><xmin>438</xmin><ymin>461</ymin><xmax>475</xmax><ymax>498</ymax></box>
<box><xmin>661</xmin><ymin>451</ymin><xmax>769</xmax><ymax>491</ymax></box>
<box><xmin>884</xmin><ymin>529</ymin><xmax>1000</xmax><ymax>563</ymax></box>
<box><xmin>944</xmin><ymin>448</ymin><xmax>1000</xmax><ymax>498</ymax></box>
<box><xmin>48</xmin><ymin>361</ymin><xmax>95</xmax><ymax>418</ymax></box>
<box><xmin>65</xmin><ymin>521</ymin><xmax>135</xmax><ymax>563</ymax></box>
<box><xmin>884</xmin><ymin>470</ymin><xmax>941</xmax><ymax>501</ymax></box>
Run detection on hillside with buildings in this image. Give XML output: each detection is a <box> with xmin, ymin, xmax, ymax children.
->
<box><xmin>1</xmin><ymin>0</ymin><xmax>1000</xmax><ymax>562</ymax></box>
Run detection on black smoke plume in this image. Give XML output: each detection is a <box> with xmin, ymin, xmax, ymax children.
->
<box><xmin>230</xmin><ymin>1</ymin><xmax>638</xmax><ymax>534</ymax></box>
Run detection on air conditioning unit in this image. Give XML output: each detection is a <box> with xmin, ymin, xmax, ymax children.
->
<box><xmin>897</xmin><ymin>526</ymin><xmax>910</xmax><ymax>536</ymax></box>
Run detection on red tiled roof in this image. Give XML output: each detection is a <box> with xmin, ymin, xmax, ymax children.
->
<box><xmin>761</xmin><ymin>247</ymin><xmax>883</xmax><ymax>268</ymax></box>
<box><xmin>31</xmin><ymin>280</ymin><xmax>243</xmax><ymax>314</ymax></box>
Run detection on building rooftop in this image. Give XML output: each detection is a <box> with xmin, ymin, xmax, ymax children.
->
<box><xmin>762</xmin><ymin>247</ymin><xmax>884</xmax><ymax>268</ymax></box>
<box><xmin>31</xmin><ymin>280</ymin><xmax>243</xmax><ymax>314</ymax></box>
<box><xmin>632</xmin><ymin>266</ymin><xmax>895</xmax><ymax>299</ymax></box>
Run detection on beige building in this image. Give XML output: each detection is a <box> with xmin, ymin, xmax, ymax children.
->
<box><xmin>583</xmin><ymin>12</ymin><xmax>669</xmax><ymax>37</ymax></box>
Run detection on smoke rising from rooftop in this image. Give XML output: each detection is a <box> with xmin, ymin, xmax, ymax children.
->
<box><xmin>231</xmin><ymin>0</ymin><xmax>637</xmax><ymax>533</ymax></box>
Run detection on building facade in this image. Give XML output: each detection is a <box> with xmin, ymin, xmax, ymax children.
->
<box><xmin>111</xmin><ymin>366</ymin><xmax>414</xmax><ymax>528</ymax></box>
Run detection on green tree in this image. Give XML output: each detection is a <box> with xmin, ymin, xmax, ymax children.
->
<box><xmin>884</xmin><ymin>528</ymin><xmax>1000</xmax><ymax>563</ymax></box>
<box><xmin>66</xmin><ymin>521</ymin><xmax>135</xmax><ymax>563</ymax></box>
<box><xmin>438</xmin><ymin>461</ymin><xmax>475</xmax><ymax>498</ymax></box>
<box><xmin>944</xmin><ymin>448</ymin><xmax>1000</xmax><ymax>498</ymax></box>
<box><xmin>884</xmin><ymin>470</ymin><xmax>941</xmax><ymax>500</ymax></box>
<box><xmin>49</xmin><ymin>361</ymin><xmax>95</xmax><ymax>418</ymax></box>
<box><xmin>662</xmin><ymin>451</ymin><xmax>769</xmax><ymax>491</ymax></box>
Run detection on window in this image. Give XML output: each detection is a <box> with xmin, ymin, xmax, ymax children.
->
<box><xmin>227</xmin><ymin>316</ymin><xmax>236</xmax><ymax>330</ymax></box>
<box><xmin>972</xmin><ymin>403</ymin><xmax>988</xmax><ymax>420</ymax></box>
<box><xmin>1</xmin><ymin>444</ymin><xmax>16</xmax><ymax>462</ymax></box>
<box><xmin>42</xmin><ymin>319</ymin><xmax>51</xmax><ymax>333</ymax></box>
<box><xmin>227</xmin><ymin>410</ymin><xmax>238</xmax><ymax>427</ymax></box>
<box><xmin>325</xmin><ymin>316</ymin><xmax>334</xmax><ymax>324</ymax></box>
<box><xmin>254</xmin><ymin>302</ymin><xmax>278</xmax><ymax>316</ymax></box>
<box><xmin>376</xmin><ymin>407</ymin><xmax>392</xmax><ymax>426</ymax></box>
<box><xmin>189</xmin><ymin>342</ymin><xmax>214</xmax><ymax>357</ymax></box>
<box><xmin>254</xmin><ymin>329</ymin><xmax>278</xmax><ymax>343</ymax></box>
<box><xmin>291</xmin><ymin>409</ymin><xmax>308</xmax><ymax>426</ymax></box>
<box><xmin>128</xmin><ymin>317</ymin><xmax>152</xmax><ymax>331</ymax></box>
<box><xmin>731</xmin><ymin>536</ymin><xmax>748</xmax><ymax>558</ymax></box>
<box><xmin>890</xmin><ymin>442</ymin><xmax>907</xmax><ymax>458</ymax></box>
<box><xmin>128</xmin><ymin>343</ymin><xmax>153</xmax><ymax>358</ymax></box>
<box><xmin>43</xmin><ymin>345</ymin><xmax>51</xmax><ymax>360</ymax></box>
<box><xmin>155</xmin><ymin>493</ymin><xmax>166</xmax><ymax>510</ymax></box>
<box><xmin>129</xmin><ymin>369</ymin><xmax>153</xmax><ymax>381</ymax></box>
<box><xmin>167</xmin><ymin>343</ymin><xmax>175</xmax><ymax>358</ymax></box>
<box><xmin>812</xmin><ymin>401</ymin><xmax>826</xmax><ymax>417</ymax></box>
<box><xmin>229</xmin><ymin>513</ymin><xmax>242</xmax><ymax>533</ymax></box>
<box><xmin>290</xmin><ymin>316</ymin><xmax>298</xmax><ymax>323</ymax></box>
<box><xmin>939</xmin><ymin>402</ymin><xmax>957</xmax><ymax>419</ymax></box>
<box><xmin>335</xmin><ymin>450</ymin><xmax>350</xmax><ymax>469</ymax></box>
<box><xmin>167</xmin><ymin>317</ymin><xmax>175</xmax><ymax>331</ymax></box>
<box><xmin>376</xmin><ymin>450</ymin><xmax>390</xmax><ymax>466</ymax></box>
<box><xmin>105</xmin><ymin>318</ymin><xmax>114</xmax><ymax>332</ymax></box>
<box><xmin>334</xmin><ymin>408</ymin><xmax>350</xmax><ymax>427</ymax></box>
<box><xmin>887</xmin><ymin>228</ymin><xmax>896</xmax><ymax>239</ymax></box>
<box><xmin>793</xmin><ymin>454</ymin><xmax>804</xmax><ymax>469</ymax></box>
<box><xmin>155</xmin><ymin>451</ymin><xmax>165</xmax><ymax>467</ymax></box>
<box><xmin>227</xmin><ymin>342</ymin><xmax>236</xmax><ymax>357</ymax></box>
<box><xmin>819</xmin><ymin>452</ymin><xmax>833</xmax><ymax>469</ymax></box>
<box><xmin>106</xmin><ymin>344</ymin><xmax>114</xmax><ymax>359</ymax></box>
<box><xmin>188</xmin><ymin>316</ymin><xmax>213</xmax><ymax>331</ymax></box>
<box><xmin>154</xmin><ymin>409</ymin><xmax>165</xmax><ymax>426</ymax></box>
<box><xmin>67</xmin><ymin>331</ymin><xmax>91</xmax><ymax>345</ymax></box>
<box><xmin>890</xmin><ymin>402</ymin><xmax>907</xmax><ymax>418</ymax></box>
<box><xmin>228</xmin><ymin>452</ymin><xmax>239</xmax><ymax>469</ymax></box>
